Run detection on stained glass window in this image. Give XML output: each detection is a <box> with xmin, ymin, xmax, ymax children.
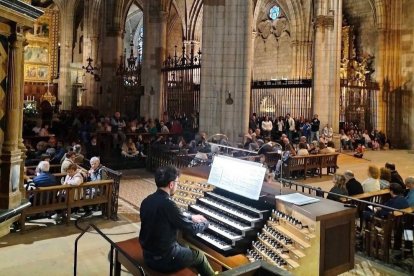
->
<box><xmin>269</xmin><ymin>5</ymin><xmax>280</xmax><ymax>20</ymax></box>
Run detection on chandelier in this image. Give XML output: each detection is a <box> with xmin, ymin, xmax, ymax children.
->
<box><xmin>82</xmin><ymin>56</ymin><xmax>100</xmax><ymax>81</ymax></box>
<box><xmin>116</xmin><ymin>41</ymin><xmax>142</xmax><ymax>89</ymax></box>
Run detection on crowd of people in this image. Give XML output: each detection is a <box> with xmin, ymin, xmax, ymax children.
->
<box><xmin>326</xmin><ymin>163</ymin><xmax>414</xmax><ymax>217</ymax></box>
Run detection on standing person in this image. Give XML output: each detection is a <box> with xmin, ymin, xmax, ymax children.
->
<box><xmin>310</xmin><ymin>114</ymin><xmax>320</xmax><ymax>142</ymax></box>
<box><xmin>110</xmin><ymin>111</ymin><xmax>126</xmax><ymax>148</ymax></box>
<box><xmin>139</xmin><ymin>166</ymin><xmax>214</xmax><ymax>275</ymax></box>
<box><xmin>286</xmin><ymin>113</ymin><xmax>295</xmax><ymax>141</ymax></box>
<box><xmin>261</xmin><ymin>116</ymin><xmax>273</xmax><ymax>139</ymax></box>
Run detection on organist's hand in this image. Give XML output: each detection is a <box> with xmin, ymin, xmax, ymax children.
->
<box><xmin>191</xmin><ymin>214</ymin><xmax>208</xmax><ymax>223</ymax></box>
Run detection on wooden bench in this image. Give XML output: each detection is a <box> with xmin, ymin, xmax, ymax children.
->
<box><xmin>19</xmin><ymin>179</ymin><xmax>113</xmax><ymax>231</ymax></box>
<box><xmin>115</xmin><ymin>238</ymin><xmax>196</xmax><ymax>276</ymax></box>
<box><xmin>282</xmin><ymin>153</ymin><xmax>339</xmax><ymax>179</ymax></box>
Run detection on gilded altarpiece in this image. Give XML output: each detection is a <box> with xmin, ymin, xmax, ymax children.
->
<box><xmin>339</xmin><ymin>25</ymin><xmax>378</xmax><ymax>131</ymax></box>
<box><xmin>0</xmin><ymin>32</ymin><xmax>8</xmax><ymax>156</ymax></box>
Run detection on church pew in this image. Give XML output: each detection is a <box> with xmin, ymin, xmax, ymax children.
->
<box><xmin>19</xmin><ymin>179</ymin><xmax>113</xmax><ymax>231</ymax></box>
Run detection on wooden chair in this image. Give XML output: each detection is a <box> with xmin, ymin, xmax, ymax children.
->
<box><xmin>115</xmin><ymin>238</ymin><xmax>197</xmax><ymax>276</ymax></box>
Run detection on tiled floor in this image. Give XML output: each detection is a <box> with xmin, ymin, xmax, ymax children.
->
<box><xmin>0</xmin><ymin>149</ymin><xmax>413</xmax><ymax>275</ymax></box>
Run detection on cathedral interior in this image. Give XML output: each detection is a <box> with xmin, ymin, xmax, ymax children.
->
<box><xmin>1</xmin><ymin>0</ymin><xmax>414</xmax><ymax>275</ymax></box>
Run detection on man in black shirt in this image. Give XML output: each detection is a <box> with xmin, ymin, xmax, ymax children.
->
<box><xmin>139</xmin><ymin>166</ymin><xmax>214</xmax><ymax>275</ymax></box>
<box><xmin>344</xmin><ymin>170</ymin><xmax>364</xmax><ymax>196</ymax></box>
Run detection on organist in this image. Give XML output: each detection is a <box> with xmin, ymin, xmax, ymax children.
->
<box><xmin>139</xmin><ymin>165</ymin><xmax>215</xmax><ymax>275</ymax></box>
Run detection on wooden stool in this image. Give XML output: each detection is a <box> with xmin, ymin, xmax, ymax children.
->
<box><xmin>114</xmin><ymin>238</ymin><xmax>197</xmax><ymax>276</ymax></box>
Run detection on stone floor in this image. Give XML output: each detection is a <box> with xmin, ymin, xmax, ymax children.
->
<box><xmin>0</xmin><ymin>149</ymin><xmax>413</xmax><ymax>275</ymax></box>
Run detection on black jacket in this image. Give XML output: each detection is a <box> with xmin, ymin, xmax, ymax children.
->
<box><xmin>346</xmin><ymin>178</ymin><xmax>364</xmax><ymax>196</ymax></box>
<box><xmin>139</xmin><ymin>189</ymin><xmax>208</xmax><ymax>255</ymax></box>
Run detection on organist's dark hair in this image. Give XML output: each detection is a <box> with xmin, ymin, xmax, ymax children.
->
<box><xmin>155</xmin><ymin>166</ymin><xmax>180</xmax><ymax>188</ymax></box>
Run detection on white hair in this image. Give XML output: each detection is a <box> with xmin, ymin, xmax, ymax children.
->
<box><xmin>90</xmin><ymin>156</ymin><xmax>100</xmax><ymax>164</ymax></box>
<box><xmin>38</xmin><ymin>161</ymin><xmax>50</xmax><ymax>172</ymax></box>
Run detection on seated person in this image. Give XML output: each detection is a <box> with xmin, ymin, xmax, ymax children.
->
<box><xmin>361</xmin><ymin>165</ymin><xmax>381</xmax><ymax>192</ymax></box>
<box><xmin>340</xmin><ymin>129</ymin><xmax>353</xmax><ymax>150</ymax></box>
<box><xmin>61</xmin><ymin>151</ymin><xmax>76</xmax><ymax>173</ymax></box>
<box><xmin>376</xmin><ymin>183</ymin><xmax>409</xmax><ymax>218</ymax></box>
<box><xmin>160</xmin><ymin>121</ymin><xmax>170</xmax><ymax>134</ymax></box>
<box><xmin>405</xmin><ymin>177</ymin><xmax>414</xmax><ymax>207</ymax></box>
<box><xmin>385</xmin><ymin>163</ymin><xmax>405</xmax><ymax>189</ymax></box>
<box><xmin>379</xmin><ymin>167</ymin><xmax>391</xmax><ymax>189</ymax></box>
<box><xmin>353</xmin><ymin>144</ymin><xmax>365</xmax><ymax>158</ymax></box>
<box><xmin>88</xmin><ymin>157</ymin><xmax>108</xmax><ymax>181</ymax></box>
<box><xmin>23</xmin><ymin>167</ymin><xmax>36</xmax><ymax>191</ymax></box>
<box><xmin>139</xmin><ymin>166</ymin><xmax>214</xmax><ymax>275</ymax></box>
<box><xmin>121</xmin><ymin>138</ymin><xmax>140</xmax><ymax>158</ymax></box>
<box><xmin>62</xmin><ymin>163</ymin><xmax>84</xmax><ymax>186</ymax></box>
<box><xmin>344</xmin><ymin>170</ymin><xmax>363</xmax><ymax>196</ymax></box>
<box><xmin>33</xmin><ymin>161</ymin><xmax>57</xmax><ymax>187</ymax></box>
<box><xmin>327</xmin><ymin>174</ymin><xmax>348</xmax><ymax>201</ymax></box>
<box><xmin>73</xmin><ymin>144</ymin><xmax>84</xmax><ymax>164</ymax></box>
<box><xmin>297</xmin><ymin>142</ymin><xmax>309</xmax><ymax>156</ymax></box>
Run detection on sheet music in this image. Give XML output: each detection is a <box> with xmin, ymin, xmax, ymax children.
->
<box><xmin>275</xmin><ymin>193</ymin><xmax>320</xmax><ymax>206</ymax></box>
<box><xmin>207</xmin><ymin>155</ymin><xmax>266</xmax><ymax>200</ymax></box>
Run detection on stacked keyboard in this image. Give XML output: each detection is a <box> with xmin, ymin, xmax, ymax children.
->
<box><xmin>188</xmin><ymin>189</ymin><xmax>271</xmax><ymax>256</ymax></box>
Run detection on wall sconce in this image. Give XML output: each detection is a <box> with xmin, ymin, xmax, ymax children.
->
<box><xmin>225</xmin><ymin>90</ymin><xmax>233</xmax><ymax>105</ymax></box>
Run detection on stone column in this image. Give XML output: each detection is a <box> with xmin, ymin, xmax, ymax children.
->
<box><xmin>141</xmin><ymin>5</ymin><xmax>167</xmax><ymax>119</ymax></box>
<box><xmin>0</xmin><ymin>30</ymin><xmax>24</xmax><ymax>209</ymax></box>
<box><xmin>58</xmin><ymin>6</ymin><xmax>75</xmax><ymax>110</ymax></box>
<box><xmin>200</xmin><ymin>0</ymin><xmax>253</xmax><ymax>143</ymax></box>
<box><xmin>100</xmin><ymin>29</ymin><xmax>123</xmax><ymax>114</ymax></box>
<box><xmin>312</xmin><ymin>0</ymin><xmax>342</xmax><ymax>132</ymax></box>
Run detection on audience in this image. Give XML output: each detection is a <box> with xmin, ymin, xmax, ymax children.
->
<box><xmin>327</xmin><ymin>174</ymin><xmax>348</xmax><ymax>201</ymax></box>
<box><xmin>88</xmin><ymin>157</ymin><xmax>108</xmax><ymax>181</ymax></box>
<box><xmin>376</xmin><ymin>183</ymin><xmax>409</xmax><ymax>218</ymax></box>
<box><xmin>62</xmin><ymin>163</ymin><xmax>84</xmax><ymax>186</ymax></box>
<box><xmin>344</xmin><ymin>170</ymin><xmax>363</xmax><ymax>196</ymax></box>
<box><xmin>61</xmin><ymin>151</ymin><xmax>76</xmax><ymax>173</ymax></box>
<box><xmin>361</xmin><ymin>165</ymin><xmax>381</xmax><ymax>192</ymax></box>
<box><xmin>121</xmin><ymin>138</ymin><xmax>140</xmax><ymax>158</ymax></box>
<box><xmin>33</xmin><ymin>161</ymin><xmax>57</xmax><ymax>187</ymax></box>
<box><xmin>405</xmin><ymin>177</ymin><xmax>414</xmax><ymax>207</ymax></box>
<box><xmin>385</xmin><ymin>163</ymin><xmax>405</xmax><ymax>189</ymax></box>
<box><xmin>379</xmin><ymin>167</ymin><xmax>391</xmax><ymax>189</ymax></box>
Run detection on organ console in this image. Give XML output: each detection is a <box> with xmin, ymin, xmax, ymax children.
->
<box><xmin>173</xmin><ymin>166</ymin><xmax>356</xmax><ymax>275</ymax></box>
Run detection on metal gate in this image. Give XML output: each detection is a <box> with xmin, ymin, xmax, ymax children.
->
<box><xmin>339</xmin><ymin>79</ymin><xmax>379</xmax><ymax>131</ymax></box>
<box><xmin>251</xmin><ymin>79</ymin><xmax>313</xmax><ymax>119</ymax></box>
<box><xmin>161</xmin><ymin>45</ymin><xmax>201</xmax><ymax>116</ymax></box>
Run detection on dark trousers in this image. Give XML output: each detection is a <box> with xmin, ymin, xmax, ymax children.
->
<box><xmin>144</xmin><ymin>242</ymin><xmax>214</xmax><ymax>276</ymax></box>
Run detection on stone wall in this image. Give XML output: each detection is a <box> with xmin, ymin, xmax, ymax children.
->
<box><xmin>253</xmin><ymin>28</ymin><xmax>292</xmax><ymax>80</ymax></box>
<box><xmin>166</xmin><ymin>5</ymin><xmax>183</xmax><ymax>58</ymax></box>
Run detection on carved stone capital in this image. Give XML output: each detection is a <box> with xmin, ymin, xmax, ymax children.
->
<box><xmin>314</xmin><ymin>15</ymin><xmax>334</xmax><ymax>29</ymax></box>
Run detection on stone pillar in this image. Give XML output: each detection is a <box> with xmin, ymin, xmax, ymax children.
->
<box><xmin>58</xmin><ymin>6</ymin><xmax>75</xmax><ymax>110</ymax></box>
<box><xmin>141</xmin><ymin>5</ymin><xmax>167</xmax><ymax>119</ymax></box>
<box><xmin>0</xmin><ymin>30</ymin><xmax>24</xmax><ymax>209</ymax></box>
<box><xmin>312</xmin><ymin>0</ymin><xmax>342</xmax><ymax>132</ymax></box>
<box><xmin>100</xmin><ymin>29</ymin><xmax>123</xmax><ymax>114</ymax></box>
<box><xmin>200</xmin><ymin>0</ymin><xmax>253</xmax><ymax>143</ymax></box>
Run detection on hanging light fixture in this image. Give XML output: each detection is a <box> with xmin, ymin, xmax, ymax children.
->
<box><xmin>116</xmin><ymin>40</ymin><xmax>142</xmax><ymax>89</ymax></box>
